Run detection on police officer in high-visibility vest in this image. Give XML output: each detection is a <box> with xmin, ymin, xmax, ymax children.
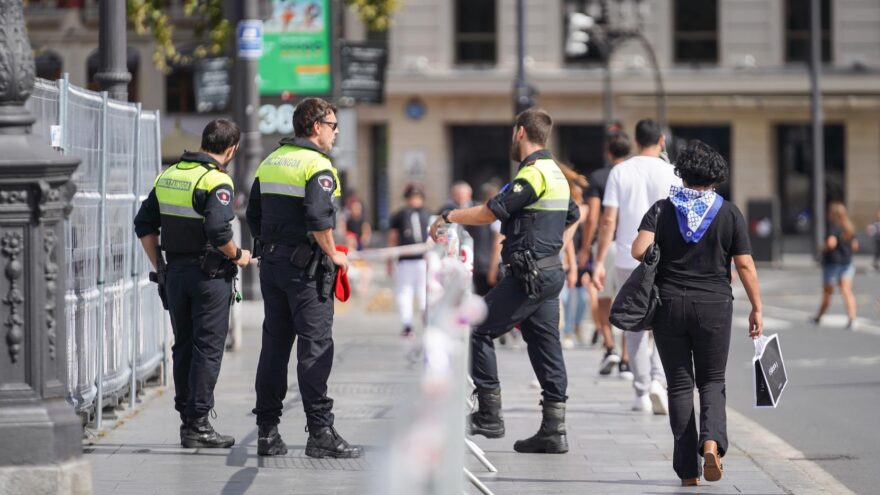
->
<box><xmin>430</xmin><ymin>108</ymin><xmax>581</xmax><ymax>454</ymax></box>
<box><xmin>246</xmin><ymin>97</ymin><xmax>362</xmax><ymax>459</ymax></box>
<box><xmin>134</xmin><ymin>119</ymin><xmax>251</xmax><ymax>448</ymax></box>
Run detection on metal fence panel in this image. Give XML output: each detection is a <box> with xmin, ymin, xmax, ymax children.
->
<box><xmin>65</xmin><ymin>84</ymin><xmax>105</xmax><ymax>412</ymax></box>
<box><xmin>27</xmin><ymin>77</ymin><xmax>166</xmax><ymax>419</ymax></box>
<box><xmin>134</xmin><ymin>111</ymin><xmax>165</xmax><ymax>380</ymax></box>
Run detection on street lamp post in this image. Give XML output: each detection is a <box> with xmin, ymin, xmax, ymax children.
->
<box><xmin>95</xmin><ymin>0</ymin><xmax>131</xmax><ymax>101</ymax></box>
<box><xmin>228</xmin><ymin>0</ymin><xmax>264</xmax><ymax>300</ymax></box>
<box><xmin>513</xmin><ymin>0</ymin><xmax>537</xmax><ymax>116</ymax></box>
<box><xmin>809</xmin><ymin>0</ymin><xmax>825</xmax><ymax>257</ymax></box>
<box><xmin>0</xmin><ymin>1</ymin><xmax>90</xmax><ymax>493</ymax></box>
<box><xmin>567</xmin><ymin>1</ymin><xmax>667</xmax><ymax>131</ymax></box>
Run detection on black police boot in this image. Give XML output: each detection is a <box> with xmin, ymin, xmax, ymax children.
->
<box><xmin>468</xmin><ymin>388</ymin><xmax>505</xmax><ymax>438</ymax></box>
<box><xmin>178</xmin><ymin>413</ymin><xmax>187</xmax><ymax>441</ymax></box>
<box><xmin>257</xmin><ymin>424</ymin><xmax>288</xmax><ymax>456</ymax></box>
<box><xmin>181</xmin><ymin>416</ymin><xmax>235</xmax><ymax>448</ymax></box>
<box><xmin>305</xmin><ymin>426</ymin><xmax>364</xmax><ymax>459</ymax></box>
<box><xmin>513</xmin><ymin>401</ymin><xmax>569</xmax><ymax>454</ymax></box>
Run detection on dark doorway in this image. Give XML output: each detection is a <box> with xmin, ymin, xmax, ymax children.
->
<box><xmin>670</xmin><ymin>125</ymin><xmax>732</xmax><ymax>200</ymax></box>
<box><xmin>450</xmin><ymin>125</ymin><xmax>512</xmax><ymax>189</ymax></box>
<box><xmin>776</xmin><ymin>124</ymin><xmax>846</xmax><ymax>236</ymax></box>
<box><xmin>555</xmin><ymin>124</ymin><xmax>606</xmax><ymax>175</ymax></box>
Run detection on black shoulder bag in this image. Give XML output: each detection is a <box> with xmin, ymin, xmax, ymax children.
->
<box><xmin>609</xmin><ymin>201</ymin><xmax>664</xmax><ymax>331</ymax></box>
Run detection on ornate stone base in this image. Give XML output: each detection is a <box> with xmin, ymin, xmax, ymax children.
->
<box><xmin>0</xmin><ymin>458</ymin><xmax>92</xmax><ymax>495</ymax></box>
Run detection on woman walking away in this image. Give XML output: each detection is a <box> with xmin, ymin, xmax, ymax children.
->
<box><xmin>631</xmin><ymin>140</ymin><xmax>763</xmax><ymax>486</ymax></box>
<box><xmin>812</xmin><ymin>201</ymin><xmax>859</xmax><ymax>329</ymax></box>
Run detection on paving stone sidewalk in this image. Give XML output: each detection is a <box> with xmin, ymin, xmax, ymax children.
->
<box><xmin>84</xmin><ymin>300</ymin><xmax>851</xmax><ymax>495</ymax></box>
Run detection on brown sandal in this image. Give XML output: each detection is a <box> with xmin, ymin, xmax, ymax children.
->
<box><xmin>703</xmin><ymin>440</ymin><xmax>723</xmax><ymax>482</ymax></box>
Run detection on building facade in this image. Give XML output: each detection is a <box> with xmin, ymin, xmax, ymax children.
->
<box><xmin>25</xmin><ymin>0</ymin><xmax>880</xmax><ymax>249</ymax></box>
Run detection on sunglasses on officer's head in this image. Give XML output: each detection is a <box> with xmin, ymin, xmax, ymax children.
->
<box><xmin>320</xmin><ymin>120</ymin><xmax>338</xmax><ymax>131</ymax></box>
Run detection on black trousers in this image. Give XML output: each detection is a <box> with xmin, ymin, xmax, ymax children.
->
<box><xmin>253</xmin><ymin>251</ymin><xmax>335</xmax><ymax>428</ymax></box>
<box><xmin>166</xmin><ymin>263</ymin><xmax>232</xmax><ymax>419</ymax></box>
<box><xmin>652</xmin><ymin>283</ymin><xmax>733</xmax><ymax>480</ymax></box>
<box><xmin>472</xmin><ymin>267</ymin><xmax>567</xmax><ymax>403</ymax></box>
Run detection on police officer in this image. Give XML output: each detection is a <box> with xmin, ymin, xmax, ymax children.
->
<box><xmin>134</xmin><ymin>119</ymin><xmax>250</xmax><ymax>448</ymax></box>
<box><xmin>430</xmin><ymin>108</ymin><xmax>580</xmax><ymax>454</ymax></box>
<box><xmin>246</xmin><ymin>97</ymin><xmax>362</xmax><ymax>458</ymax></box>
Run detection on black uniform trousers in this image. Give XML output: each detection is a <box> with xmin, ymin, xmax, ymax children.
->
<box><xmin>472</xmin><ymin>267</ymin><xmax>568</xmax><ymax>403</ymax></box>
<box><xmin>652</xmin><ymin>283</ymin><xmax>733</xmax><ymax>480</ymax></box>
<box><xmin>253</xmin><ymin>251</ymin><xmax>335</xmax><ymax>428</ymax></box>
<box><xmin>165</xmin><ymin>263</ymin><xmax>232</xmax><ymax>419</ymax></box>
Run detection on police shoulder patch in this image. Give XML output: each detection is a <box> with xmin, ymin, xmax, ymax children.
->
<box><xmin>316</xmin><ymin>174</ymin><xmax>335</xmax><ymax>193</ymax></box>
<box><xmin>215</xmin><ymin>188</ymin><xmax>232</xmax><ymax>206</ymax></box>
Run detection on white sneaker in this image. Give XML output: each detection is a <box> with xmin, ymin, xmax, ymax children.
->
<box><xmin>649</xmin><ymin>380</ymin><xmax>668</xmax><ymax>416</ymax></box>
<box><xmin>631</xmin><ymin>394</ymin><xmax>651</xmax><ymax>412</ymax></box>
<box><xmin>561</xmin><ymin>336</ymin><xmax>575</xmax><ymax>349</ymax></box>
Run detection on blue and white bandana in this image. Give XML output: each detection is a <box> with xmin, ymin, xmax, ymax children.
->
<box><xmin>668</xmin><ymin>186</ymin><xmax>723</xmax><ymax>243</ymax></box>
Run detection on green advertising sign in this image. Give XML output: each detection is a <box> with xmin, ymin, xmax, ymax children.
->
<box><xmin>259</xmin><ymin>0</ymin><xmax>332</xmax><ymax>95</ymax></box>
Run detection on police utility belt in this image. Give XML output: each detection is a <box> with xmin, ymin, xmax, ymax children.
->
<box><xmin>263</xmin><ymin>242</ymin><xmax>337</xmax><ymax>301</ymax></box>
<box><xmin>506</xmin><ymin>250</ymin><xmax>562</xmax><ymax>299</ymax></box>
<box><xmin>165</xmin><ymin>250</ymin><xmax>239</xmax><ymax>279</ymax></box>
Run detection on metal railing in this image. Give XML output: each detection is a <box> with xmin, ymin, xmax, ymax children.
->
<box><xmin>27</xmin><ymin>75</ymin><xmax>167</xmax><ymax>427</ymax></box>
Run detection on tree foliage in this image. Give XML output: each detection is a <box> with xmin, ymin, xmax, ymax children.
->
<box><xmin>344</xmin><ymin>0</ymin><xmax>398</xmax><ymax>32</ymax></box>
<box><xmin>129</xmin><ymin>0</ymin><xmax>397</xmax><ymax>72</ymax></box>
<box><xmin>127</xmin><ymin>0</ymin><xmax>231</xmax><ymax>72</ymax></box>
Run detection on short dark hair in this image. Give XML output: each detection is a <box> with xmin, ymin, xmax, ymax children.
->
<box><xmin>634</xmin><ymin>119</ymin><xmax>663</xmax><ymax>148</ymax></box>
<box><xmin>514</xmin><ymin>108</ymin><xmax>553</xmax><ymax>146</ymax></box>
<box><xmin>201</xmin><ymin>119</ymin><xmax>240</xmax><ymax>154</ymax></box>
<box><xmin>294</xmin><ymin>97</ymin><xmax>338</xmax><ymax>137</ymax></box>
<box><xmin>674</xmin><ymin>140</ymin><xmax>729</xmax><ymax>187</ymax></box>
<box><xmin>606</xmin><ymin>132</ymin><xmax>631</xmax><ymax>159</ymax></box>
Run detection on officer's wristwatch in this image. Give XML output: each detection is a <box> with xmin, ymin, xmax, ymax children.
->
<box><xmin>441</xmin><ymin>209</ymin><xmax>453</xmax><ymax>224</ymax></box>
<box><xmin>231</xmin><ymin>247</ymin><xmax>242</xmax><ymax>261</ymax></box>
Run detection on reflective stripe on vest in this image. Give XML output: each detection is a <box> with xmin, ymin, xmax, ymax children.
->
<box><xmin>154</xmin><ymin>161</ymin><xmax>234</xmax><ymax>219</ymax></box>
<box><xmin>517</xmin><ymin>159</ymin><xmax>571</xmax><ymax>211</ymax></box>
<box><xmin>255</xmin><ymin>145</ymin><xmax>341</xmax><ymax>198</ymax></box>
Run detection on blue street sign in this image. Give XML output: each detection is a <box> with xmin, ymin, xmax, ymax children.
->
<box><xmin>237</xmin><ymin>20</ymin><xmax>263</xmax><ymax>59</ymax></box>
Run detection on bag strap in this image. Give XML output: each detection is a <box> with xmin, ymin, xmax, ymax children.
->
<box><xmin>653</xmin><ymin>200</ymin><xmax>664</xmax><ymax>244</ymax></box>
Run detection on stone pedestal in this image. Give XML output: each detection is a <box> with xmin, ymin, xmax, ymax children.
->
<box><xmin>0</xmin><ymin>1</ymin><xmax>90</xmax><ymax>493</ymax></box>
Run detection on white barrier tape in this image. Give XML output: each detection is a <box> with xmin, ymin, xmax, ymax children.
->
<box><xmin>347</xmin><ymin>242</ymin><xmax>432</xmax><ymax>261</ymax></box>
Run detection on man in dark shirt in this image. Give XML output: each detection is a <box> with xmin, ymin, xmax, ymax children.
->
<box><xmin>430</xmin><ymin>108</ymin><xmax>580</xmax><ymax>454</ymax></box>
<box><xmin>134</xmin><ymin>119</ymin><xmax>250</xmax><ymax>448</ymax></box>
<box><xmin>582</xmin><ymin>132</ymin><xmax>632</xmax><ymax>377</ymax></box>
<box><xmin>388</xmin><ymin>183</ymin><xmax>431</xmax><ymax>336</ymax></box>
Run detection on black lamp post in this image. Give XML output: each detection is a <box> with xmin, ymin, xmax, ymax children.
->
<box><xmin>0</xmin><ymin>0</ymin><xmax>88</xmax><ymax>492</ymax></box>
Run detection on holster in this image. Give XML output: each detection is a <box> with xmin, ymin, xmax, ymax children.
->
<box><xmin>509</xmin><ymin>250</ymin><xmax>543</xmax><ymax>299</ymax></box>
<box><xmin>318</xmin><ymin>255</ymin><xmax>337</xmax><ymax>302</ymax></box>
<box><xmin>200</xmin><ymin>250</ymin><xmax>238</xmax><ymax>279</ymax></box>
<box><xmin>253</xmin><ymin>237</ymin><xmax>264</xmax><ymax>259</ymax></box>
<box><xmin>150</xmin><ymin>246</ymin><xmax>169</xmax><ymax>310</ymax></box>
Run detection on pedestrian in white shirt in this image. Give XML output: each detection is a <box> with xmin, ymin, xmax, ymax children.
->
<box><xmin>592</xmin><ymin>119</ymin><xmax>682</xmax><ymax>414</ymax></box>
